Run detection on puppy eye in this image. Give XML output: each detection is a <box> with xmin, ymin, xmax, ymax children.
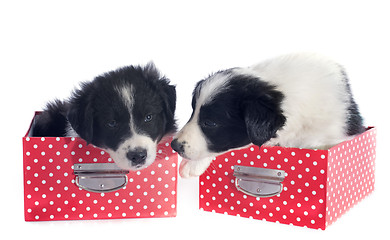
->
<box><xmin>203</xmin><ymin>120</ymin><xmax>217</xmax><ymax>128</ymax></box>
<box><xmin>144</xmin><ymin>114</ymin><xmax>153</xmax><ymax>123</ymax></box>
<box><xmin>106</xmin><ymin>120</ymin><xmax>117</xmax><ymax>128</ymax></box>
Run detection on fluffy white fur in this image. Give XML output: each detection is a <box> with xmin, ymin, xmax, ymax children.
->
<box><xmin>245</xmin><ymin>53</ymin><xmax>352</xmax><ymax>148</ymax></box>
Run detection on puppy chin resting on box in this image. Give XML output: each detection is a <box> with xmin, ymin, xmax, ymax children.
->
<box><xmin>171</xmin><ymin>53</ymin><xmax>364</xmax><ymax>178</ymax></box>
<box><xmin>32</xmin><ymin>63</ymin><xmax>177</xmax><ymax>171</ymax></box>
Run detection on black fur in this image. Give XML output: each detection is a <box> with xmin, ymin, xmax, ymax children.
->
<box><xmin>193</xmin><ymin>73</ymin><xmax>286</xmax><ymax>153</ymax></box>
<box><xmin>341</xmin><ymin>69</ymin><xmax>365</xmax><ymax>135</ymax></box>
<box><xmin>32</xmin><ymin>63</ymin><xmax>177</xmax><ymax>151</ymax></box>
<box><xmin>31</xmin><ymin>100</ymin><xmax>69</xmax><ymax>137</ymax></box>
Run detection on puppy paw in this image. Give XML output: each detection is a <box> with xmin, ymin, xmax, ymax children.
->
<box><xmin>179</xmin><ymin>158</ymin><xmax>212</xmax><ymax>178</ymax></box>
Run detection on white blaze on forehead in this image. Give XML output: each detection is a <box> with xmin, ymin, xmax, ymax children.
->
<box><xmin>115</xmin><ymin>85</ymin><xmax>138</xmax><ymax>133</ymax></box>
<box><xmin>195</xmin><ymin>71</ymin><xmax>232</xmax><ymax>107</ymax></box>
<box><xmin>116</xmin><ymin>85</ymin><xmax>134</xmax><ymax>110</ymax></box>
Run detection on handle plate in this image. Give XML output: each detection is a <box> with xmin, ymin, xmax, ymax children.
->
<box><xmin>233</xmin><ymin>165</ymin><xmax>285</xmax><ymax>198</ymax></box>
<box><xmin>74</xmin><ymin>163</ymin><xmax>129</xmax><ymax>193</ymax></box>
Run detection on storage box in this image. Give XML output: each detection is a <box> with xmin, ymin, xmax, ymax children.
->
<box><xmin>23</xmin><ymin>112</ymin><xmax>178</xmax><ymax>221</ymax></box>
<box><xmin>199</xmin><ymin>127</ymin><xmax>376</xmax><ymax>230</ymax></box>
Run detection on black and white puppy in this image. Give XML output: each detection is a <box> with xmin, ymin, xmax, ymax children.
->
<box><xmin>171</xmin><ymin>53</ymin><xmax>364</xmax><ymax>178</ymax></box>
<box><xmin>32</xmin><ymin>63</ymin><xmax>176</xmax><ymax>171</ymax></box>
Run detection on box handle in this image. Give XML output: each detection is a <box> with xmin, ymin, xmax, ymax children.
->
<box><xmin>74</xmin><ymin>163</ymin><xmax>129</xmax><ymax>193</ymax></box>
<box><xmin>233</xmin><ymin>165</ymin><xmax>285</xmax><ymax>198</ymax></box>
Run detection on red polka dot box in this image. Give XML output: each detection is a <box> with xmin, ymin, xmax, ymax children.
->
<box><xmin>199</xmin><ymin>127</ymin><xmax>376</xmax><ymax>230</ymax></box>
<box><xmin>23</xmin><ymin>112</ymin><xmax>178</xmax><ymax>221</ymax></box>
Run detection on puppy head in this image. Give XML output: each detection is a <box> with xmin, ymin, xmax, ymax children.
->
<box><xmin>68</xmin><ymin>63</ymin><xmax>176</xmax><ymax>170</ymax></box>
<box><xmin>172</xmin><ymin>69</ymin><xmax>285</xmax><ymax>161</ymax></box>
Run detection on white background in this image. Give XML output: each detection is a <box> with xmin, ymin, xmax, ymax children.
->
<box><xmin>1</xmin><ymin>0</ymin><xmax>389</xmax><ymax>239</ymax></box>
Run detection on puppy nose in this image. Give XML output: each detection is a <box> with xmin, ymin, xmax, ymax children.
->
<box><xmin>126</xmin><ymin>148</ymin><xmax>147</xmax><ymax>165</ymax></box>
<box><xmin>171</xmin><ymin>139</ymin><xmax>184</xmax><ymax>154</ymax></box>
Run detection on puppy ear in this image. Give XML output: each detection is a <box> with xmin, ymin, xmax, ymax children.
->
<box><xmin>159</xmin><ymin>80</ymin><xmax>177</xmax><ymax>133</ymax></box>
<box><xmin>243</xmin><ymin>95</ymin><xmax>286</xmax><ymax>147</ymax></box>
<box><xmin>67</xmin><ymin>83</ymin><xmax>94</xmax><ymax>144</ymax></box>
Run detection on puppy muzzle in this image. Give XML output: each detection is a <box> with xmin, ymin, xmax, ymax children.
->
<box><xmin>126</xmin><ymin>148</ymin><xmax>147</xmax><ymax>167</ymax></box>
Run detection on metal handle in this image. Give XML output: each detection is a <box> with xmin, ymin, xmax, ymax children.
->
<box><xmin>233</xmin><ymin>165</ymin><xmax>285</xmax><ymax>198</ymax></box>
<box><xmin>74</xmin><ymin>163</ymin><xmax>129</xmax><ymax>193</ymax></box>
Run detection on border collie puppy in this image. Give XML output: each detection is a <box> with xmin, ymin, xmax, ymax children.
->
<box><xmin>171</xmin><ymin>53</ymin><xmax>364</xmax><ymax>178</ymax></box>
<box><xmin>32</xmin><ymin>63</ymin><xmax>177</xmax><ymax>171</ymax></box>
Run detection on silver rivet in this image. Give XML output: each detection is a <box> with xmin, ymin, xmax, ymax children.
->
<box><xmin>100</xmin><ymin>184</ymin><xmax>105</xmax><ymax>188</ymax></box>
<box><xmin>237</xmin><ymin>167</ymin><xmax>240</xmax><ymax>171</ymax></box>
<box><xmin>277</xmin><ymin>172</ymin><xmax>281</xmax><ymax>176</ymax></box>
<box><xmin>257</xmin><ymin>188</ymin><xmax>261</xmax><ymax>193</ymax></box>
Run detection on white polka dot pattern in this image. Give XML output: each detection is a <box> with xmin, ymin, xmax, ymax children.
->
<box><xmin>23</xmin><ymin>134</ymin><xmax>177</xmax><ymax>221</ymax></box>
<box><xmin>325</xmin><ymin>128</ymin><xmax>376</xmax><ymax>228</ymax></box>
<box><xmin>199</xmin><ymin>128</ymin><xmax>376</xmax><ymax>230</ymax></box>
